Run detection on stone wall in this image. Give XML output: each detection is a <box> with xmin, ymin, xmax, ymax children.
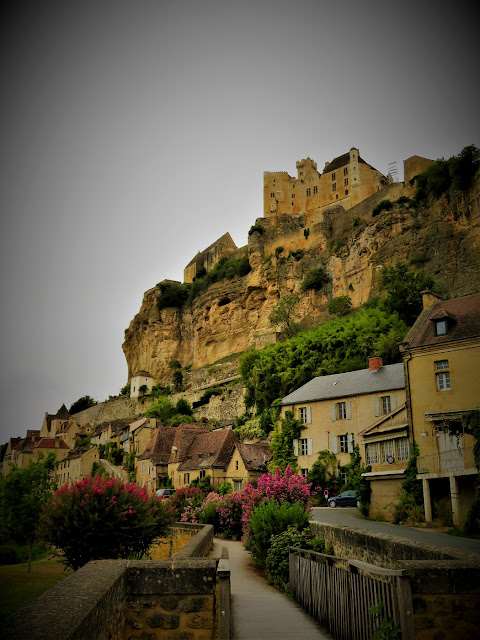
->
<box><xmin>308</xmin><ymin>522</ymin><xmax>480</xmax><ymax>640</ymax></box>
<box><xmin>10</xmin><ymin>525</ymin><xmax>225</xmax><ymax>640</ymax></box>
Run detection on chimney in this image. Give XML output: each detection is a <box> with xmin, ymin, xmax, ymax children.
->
<box><xmin>421</xmin><ymin>290</ymin><xmax>442</xmax><ymax>310</ymax></box>
<box><xmin>369</xmin><ymin>357</ymin><xmax>383</xmax><ymax>372</ymax></box>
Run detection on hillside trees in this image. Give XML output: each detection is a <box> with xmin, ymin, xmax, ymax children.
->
<box><xmin>381</xmin><ymin>262</ymin><xmax>438</xmax><ymax>325</ymax></box>
<box><xmin>69</xmin><ymin>395</ymin><xmax>97</xmax><ymax>414</ymax></box>
<box><xmin>269</xmin><ymin>293</ymin><xmax>301</xmax><ymax>338</ymax></box>
<box><xmin>0</xmin><ymin>453</ymin><xmax>57</xmax><ymax>572</ymax></box>
<box><xmin>240</xmin><ymin>307</ymin><xmax>408</xmax><ymax>411</ymax></box>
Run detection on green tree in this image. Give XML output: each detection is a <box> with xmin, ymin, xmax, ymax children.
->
<box><xmin>144</xmin><ymin>397</ymin><xmax>177</xmax><ymax>423</ymax></box>
<box><xmin>0</xmin><ymin>453</ymin><xmax>57</xmax><ymax>571</ymax></box>
<box><xmin>120</xmin><ymin>383</ymin><xmax>131</xmax><ymax>396</ymax></box>
<box><xmin>269</xmin><ymin>411</ymin><xmax>304</xmax><ymax>473</ymax></box>
<box><xmin>69</xmin><ymin>395</ymin><xmax>97</xmax><ymax>414</ymax></box>
<box><xmin>328</xmin><ymin>295</ymin><xmax>352</xmax><ymax>317</ymax></box>
<box><xmin>301</xmin><ymin>267</ymin><xmax>329</xmax><ymax>292</ymax></box>
<box><xmin>269</xmin><ymin>293</ymin><xmax>301</xmax><ymax>338</ymax></box>
<box><xmin>176</xmin><ymin>397</ymin><xmax>193</xmax><ymax>416</ymax></box>
<box><xmin>381</xmin><ymin>262</ymin><xmax>436</xmax><ymax>325</ymax></box>
<box><xmin>173</xmin><ymin>369</ymin><xmax>183</xmax><ymax>391</ymax></box>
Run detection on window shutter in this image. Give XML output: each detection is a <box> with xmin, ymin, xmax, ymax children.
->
<box><xmin>331</xmin><ymin>403</ymin><xmax>337</xmax><ymax>421</ymax></box>
<box><xmin>347</xmin><ymin>433</ymin><xmax>354</xmax><ymax>453</ymax></box>
<box><xmin>375</xmin><ymin>397</ymin><xmax>380</xmax><ymax>417</ymax></box>
<box><xmin>391</xmin><ymin>395</ymin><xmax>397</xmax><ymax>410</ymax></box>
<box><xmin>346</xmin><ymin>401</ymin><xmax>352</xmax><ymax>420</ymax></box>
<box><xmin>332</xmin><ymin>435</ymin><xmax>338</xmax><ymax>454</ymax></box>
<box><xmin>306</xmin><ymin>406</ymin><xmax>312</xmax><ymax>424</ymax></box>
<box><xmin>307</xmin><ymin>439</ymin><xmax>313</xmax><ymax>456</ymax></box>
<box><xmin>293</xmin><ymin>439</ymin><xmax>299</xmax><ymax>456</ymax></box>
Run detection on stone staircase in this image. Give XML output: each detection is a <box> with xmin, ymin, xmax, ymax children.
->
<box><xmin>98</xmin><ymin>458</ymin><xmax>129</xmax><ymax>483</ymax></box>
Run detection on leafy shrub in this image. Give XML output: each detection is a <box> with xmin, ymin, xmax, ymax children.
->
<box><xmin>249</xmin><ymin>223</ymin><xmax>265</xmax><ymax>236</ymax></box>
<box><xmin>189</xmin><ymin>475</ymin><xmax>211</xmax><ymax>493</ymax></box>
<box><xmin>0</xmin><ymin>541</ymin><xmax>49</xmax><ymax>566</ymax></box>
<box><xmin>172</xmin><ymin>369</ymin><xmax>183</xmax><ymax>391</ymax></box>
<box><xmin>120</xmin><ymin>383</ymin><xmax>131</xmax><ymax>396</ymax></box>
<box><xmin>409</xmin><ymin>252</ymin><xmax>430</xmax><ymax>266</ymax></box>
<box><xmin>144</xmin><ymin>397</ymin><xmax>177</xmax><ymax>422</ymax></box>
<box><xmin>69</xmin><ymin>395</ymin><xmax>97</xmax><ymax>414</ymax></box>
<box><xmin>301</xmin><ymin>267</ymin><xmax>329</xmax><ymax>292</ymax></box>
<box><xmin>169</xmin><ymin>359</ymin><xmax>182</xmax><ymax>369</ymax></box>
<box><xmin>156</xmin><ymin>281</ymin><xmax>190</xmax><ymax>311</ymax></box>
<box><xmin>275</xmin><ymin>246</ymin><xmax>284</xmax><ymax>258</ymax></box>
<box><xmin>381</xmin><ymin>262</ymin><xmax>437</xmax><ymax>325</ymax></box>
<box><xmin>269</xmin><ymin>411</ymin><xmax>304</xmax><ymax>472</ymax></box>
<box><xmin>266</xmin><ymin>526</ymin><xmax>324</xmax><ymax>588</ymax></box>
<box><xmin>289</xmin><ymin>249</ymin><xmax>304</xmax><ymax>261</ymax></box>
<box><xmin>186</xmin><ymin>256</ymin><xmax>251</xmax><ymax>304</ymax></box>
<box><xmin>372</xmin><ymin>199</ymin><xmax>392</xmax><ymax>217</ymax></box>
<box><xmin>39</xmin><ymin>477</ymin><xmax>173</xmax><ymax>570</ymax></box>
<box><xmin>304</xmin><ymin>228</ymin><xmax>310</xmax><ymax>239</ymax></box>
<box><xmin>414</xmin><ymin>145</ymin><xmax>480</xmax><ymax>202</ymax></box>
<box><xmin>392</xmin><ymin>490</ymin><xmax>424</xmax><ymax>525</ymax></box>
<box><xmin>193</xmin><ymin>387</ymin><xmax>222</xmax><ymax>408</ymax></box>
<box><xmin>176</xmin><ymin>397</ymin><xmax>193</xmax><ymax>416</ymax></box>
<box><xmin>169</xmin><ymin>487</ymin><xmax>205</xmax><ymax>520</ymax></box>
<box><xmin>397</xmin><ymin>195</ymin><xmax>411</xmax><ymax>206</ymax></box>
<box><xmin>352</xmin><ymin>216</ymin><xmax>364</xmax><ymax>228</ymax></box>
<box><xmin>200</xmin><ymin>491</ymin><xmax>244</xmax><ymax>539</ymax></box>
<box><xmin>327</xmin><ymin>295</ymin><xmax>352</xmax><ymax>317</ymax></box>
<box><xmin>246</xmin><ymin>499</ymin><xmax>311</xmax><ymax>568</ymax></box>
<box><xmin>218</xmin><ymin>481</ymin><xmax>233</xmax><ymax>496</ymax></box>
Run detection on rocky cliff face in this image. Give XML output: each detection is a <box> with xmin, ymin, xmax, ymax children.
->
<box><xmin>123</xmin><ymin>176</ymin><xmax>480</xmax><ymax>387</ymax></box>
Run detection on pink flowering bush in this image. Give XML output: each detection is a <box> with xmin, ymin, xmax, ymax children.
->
<box><xmin>169</xmin><ymin>487</ymin><xmax>205</xmax><ymax>521</ymax></box>
<box><xmin>39</xmin><ymin>476</ymin><xmax>173</xmax><ymax>570</ymax></box>
<box><xmin>200</xmin><ymin>491</ymin><xmax>244</xmax><ymax>539</ymax></box>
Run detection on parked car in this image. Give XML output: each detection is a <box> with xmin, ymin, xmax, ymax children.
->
<box><xmin>328</xmin><ymin>490</ymin><xmax>360</xmax><ymax>508</ymax></box>
<box><xmin>155</xmin><ymin>488</ymin><xmax>176</xmax><ymax>499</ymax></box>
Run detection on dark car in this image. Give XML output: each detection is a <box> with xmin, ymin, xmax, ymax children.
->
<box><xmin>155</xmin><ymin>488</ymin><xmax>176</xmax><ymax>499</ymax></box>
<box><xmin>327</xmin><ymin>490</ymin><xmax>360</xmax><ymax>508</ymax></box>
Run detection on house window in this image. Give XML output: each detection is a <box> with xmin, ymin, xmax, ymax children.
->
<box><xmin>313</xmin><ymin>185</ymin><xmax>318</xmax><ymax>194</ymax></box>
<box><xmin>234</xmin><ymin>480</ymin><xmax>242</xmax><ymax>491</ymax></box>
<box><xmin>332</xmin><ymin>183</ymin><xmax>336</xmax><ymax>191</ymax></box>
<box><xmin>306</xmin><ymin>187</ymin><xmax>311</xmax><ymax>196</ymax></box>
<box><xmin>141</xmin><ymin>461</ymin><xmax>145</xmax><ymax>472</ymax></box>
<box><xmin>184</xmin><ymin>473</ymin><xmax>190</xmax><ymax>484</ymax></box>
<box><xmin>381</xmin><ymin>440</ymin><xmax>395</xmax><ymax>463</ymax></box>
<box><xmin>366</xmin><ymin>443</ymin><xmax>379</xmax><ymax>465</ymax></box>
<box><xmin>332</xmin><ymin>172</ymin><xmax>336</xmax><ymax>180</ymax></box>
<box><xmin>337</xmin><ymin>402</ymin><xmax>346</xmax><ymax>420</ymax></box>
<box><xmin>300</xmin><ymin>439</ymin><xmax>309</xmax><ymax>455</ymax></box>
<box><xmin>435</xmin><ymin>360</ymin><xmax>451</xmax><ymax>390</ymax></box>
<box><xmin>344</xmin><ymin>178</ymin><xmax>349</xmax><ymax>186</ymax></box>
<box><xmin>235</xmin><ymin>460</ymin><xmax>239</xmax><ymax>470</ymax></box>
<box><xmin>381</xmin><ymin>396</ymin><xmax>391</xmax><ymax>415</ymax></box>
<box><xmin>301</xmin><ymin>469</ymin><xmax>308</xmax><ymax>479</ymax></box>
<box><xmin>299</xmin><ymin>406</ymin><xmax>311</xmax><ymax>424</ymax></box>
<box><xmin>199</xmin><ymin>469</ymin><xmax>206</xmax><ymax>479</ymax></box>
<box><xmin>339</xmin><ymin>434</ymin><xmax>348</xmax><ymax>453</ymax></box>
<box><xmin>434</xmin><ymin>320</ymin><xmax>448</xmax><ymax>336</ymax></box>
<box><xmin>437</xmin><ymin>372</ymin><xmax>451</xmax><ymax>391</ymax></box>
<box><xmin>396</xmin><ymin>437</ymin><xmax>410</xmax><ymax>461</ymax></box>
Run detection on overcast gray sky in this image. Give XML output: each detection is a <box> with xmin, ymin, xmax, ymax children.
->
<box><xmin>1</xmin><ymin>0</ymin><xmax>478</xmax><ymax>444</ymax></box>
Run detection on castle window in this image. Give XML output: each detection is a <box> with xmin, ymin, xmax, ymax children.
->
<box><xmin>344</xmin><ymin>178</ymin><xmax>349</xmax><ymax>186</ymax></box>
<box><xmin>313</xmin><ymin>185</ymin><xmax>318</xmax><ymax>194</ymax></box>
<box><xmin>306</xmin><ymin>187</ymin><xmax>311</xmax><ymax>196</ymax></box>
<box><xmin>336</xmin><ymin>194</ymin><xmax>339</xmax><ymax>200</ymax></box>
<box><xmin>332</xmin><ymin>183</ymin><xmax>336</xmax><ymax>191</ymax></box>
<box><xmin>299</xmin><ymin>171</ymin><xmax>303</xmax><ymax>176</ymax></box>
<box><xmin>291</xmin><ymin>193</ymin><xmax>295</xmax><ymax>198</ymax></box>
<box><xmin>332</xmin><ymin>173</ymin><xmax>336</xmax><ymax>180</ymax></box>
<box><xmin>344</xmin><ymin>167</ymin><xmax>348</xmax><ymax>175</ymax></box>
<box><xmin>270</xmin><ymin>192</ymin><xmax>275</xmax><ymax>197</ymax></box>
<box><xmin>345</xmin><ymin>189</ymin><xmax>349</xmax><ymax>195</ymax></box>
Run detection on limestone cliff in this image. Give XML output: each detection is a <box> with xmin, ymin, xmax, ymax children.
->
<box><xmin>123</xmin><ymin>175</ymin><xmax>480</xmax><ymax>387</ymax></box>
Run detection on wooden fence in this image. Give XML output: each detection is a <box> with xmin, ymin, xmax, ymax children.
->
<box><xmin>289</xmin><ymin>549</ymin><xmax>415</xmax><ymax>640</ymax></box>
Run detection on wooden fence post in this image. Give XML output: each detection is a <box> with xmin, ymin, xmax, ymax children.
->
<box><xmin>396</xmin><ymin>575</ymin><xmax>415</xmax><ymax>640</ymax></box>
<box><xmin>217</xmin><ymin>549</ymin><xmax>231</xmax><ymax>640</ymax></box>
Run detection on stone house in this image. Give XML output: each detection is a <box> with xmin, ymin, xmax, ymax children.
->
<box><xmin>224</xmin><ymin>442</ymin><xmax>273</xmax><ymax>492</ymax></box>
<box><xmin>32</xmin><ymin>437</ymin><xmax>70</xmax><ymax>465</ymax></box>
<box><xmin>39</xmin><ymin>404</ymin><xmax>71</xmax><ymax>439</ymax></box>
<box><xmin>399</xmin><ymin>292</ymin><xmax>480</xmax><ymax>527</ymax></box>
<box><xmin>56</xmin><ymin>447</ymin><xmax>99</xmax><ymax>486</ymax></box>
<box><xmin>183</xmin><ymin>232</ymin><xmax>238</xmax><ymax>283</ymax></box>
<box><xmin>281</xmin><ymin>358</ymin><xmax>406</xmax><ymax>482</ymax></box>
<box><xmin>359</xmin><ymin>404</ymin><xmax>410</xmax><ymax>519</ymax></box>
<box><xmin>175</xmin><ymin>428</ymin><xmax>238</xmax><ymax>490</ymax></box>
<box><xmin>129</xmin><ymin>417</ymin><xmax>158</xmax><ymax>456</ymax></box>
<box><xmin>130</xmin><ymin>370</ymin><xmax>154</xmax><ymax>399</ymax></box>
<box><xmin>1</xmin><ymin>437</ymin><xmax>23</xmax><ymax>475</ymax></box>
<box><xmin>264</xmin><ymin>148</ymin><xmax>391</xmax><ymax>220</ymax></box>
<box><xmin>7</xmin><ymin>430</ymin><xmax>42</xmax><ymax>471</ymax></box>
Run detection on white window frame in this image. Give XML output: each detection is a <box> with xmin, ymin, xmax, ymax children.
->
<box><xmin>437</xmin><ymin>372</ymin><xmax>451</xmax><ymax>391</ymax></box>
<box><xmin>234</xmin><ymin>480</ymin><xmax>242</xmax><ymax>491</ymax></box>
<box><xmin>299</xmin><ymin>406</ymin><xmax>312</xmax><ymax>424</ymax></box>
<box><xmin>301</xmin><ymin>468</ymin><xmax>308</xmax><ymax>479</ymax></box>
<box><xmin>381</xmin><ymin>440</ymin><xmax>395</xmax><ymax>463</ymax></box>
<box><xmin>435</xmin><ymin>360</ymin><xmax>449</xmax><ymax>370</ymax></box>
<box><xmin>396</xmin><ymin>437</ymin><xmax>410</xmax><ymax>462</ymax></box>
<box><xmin>435</xmin><ymin>320</ymin><xmax>448</xmax><ymax>336</ymax></box>
<box><xmin>337</xmin><ymin>402</ymin><xmax>346</xmax><ymax>420</ymax></box>
<box><xmin>366</xmin><ymin>443</ymin><xmax>379</xmax><ymax>465</ymax></box>
<box><xmin>381</xmin><ymin>396</ymin><xmax>391</xmax><ymax>415</ymax></box>
<box><xmin>339</xmin><ymin>434</ymin><xmax>348</xmax><ymax>453</ymax></box>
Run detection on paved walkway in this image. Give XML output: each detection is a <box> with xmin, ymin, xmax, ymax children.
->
<box><xmin>210</xmin><ymin>538</ymin><xmax>331</xmax><ymax>640</ymax></box>
<box><xmin>311</xmin><ymin>507</ymin><xmax>480</xmax><ymax>556</ymax></box>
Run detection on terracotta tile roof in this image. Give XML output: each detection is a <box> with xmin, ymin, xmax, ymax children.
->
<box><xmin>402</xmin><ymin>293</ymin><xmax>480</xmax><ymax>350</ymax></box>
<box><xmin>138</xmin><ymin>426</ymin><xmax>176</xmax><ymax>463</ymax></box>
<box><xmin>177</xmin><ymin>428</ymin><xmax>238</xmax><ymax>471</ymax></box>
<box><xmin>14</xmin><ymin>436</ymin><xmax>42</xmax><ymax>453</ymax></box>
<box><xmin>35</xmin><ymin>438</ymin><xmax>69</xmax><ymax>450</ymax></box>
<box><xmin>237</xmin><ymin>443</ymin><xmax>273</xmax><ymax>471</ymax></box>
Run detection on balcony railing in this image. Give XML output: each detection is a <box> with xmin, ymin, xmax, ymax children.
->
<box><xmin>417</xmin><ymin>445</ymin><xmax>475</xmax><ymax>474</ymax></box>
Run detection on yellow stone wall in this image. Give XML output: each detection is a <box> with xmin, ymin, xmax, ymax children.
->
<box><xmin>369</xmin><ymin>477</ymin><xmax>403</xmax><ymax>520</ymax></box>
<box><xmin>282</xmin><ymin>387</ymin><xmax>406</xmax><ymax>473</ymax></box>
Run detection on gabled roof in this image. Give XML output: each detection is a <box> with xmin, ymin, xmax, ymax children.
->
<box><xmin>401</xmin><ymin>293</ymin><xmax>480</xmax><ymax>350</ymax></box>
<box><xmin>237</xmin><ymin>442</ymin><xmax>272</xmax><ymax>471</ymax></box>
<box><xmin>35</xmin><ymin>438</ymin><xmax>69</xmax><ymax>450</ymax></box>
<box><xmin>358</xmin><ymin>404</ymin><xmax>408</xmax><ymax>438</ymax></box>
<box><xmin>323</xmin><ymin>150</ymin><xmax>372</xmax><ymax>174</ymax></box>
<box><xmin>138</xmin><ymin>426</ymin><xmax>174</xmax><ymax>463</ymax></box>
<box><xmin>132</xmin><ymin>370</ymin><xmax>153</xmax><ymax>378</ymax></box>
<box><xmin>14</xmin><ymin>435</ymin><xmax>42</xmax><ymax>453</ymax></box>
<box><xmin>177</xmin><ymin>428</ymin><xmax>238</xmax><ymax>471</ymax></box>
<box><xmin>184</xmin><ymin>232</ymin><xmax>237</xmax><ymax>269</ymax></box>
<box><xmin>129</xmin><ymin>417</ymin><xmax>152</xmax><ymax>434</ymax></box>
<box><xmin>282</xmin><ymin>363</ymin><xmax>405</xmax><ymax>406</ymax></box>
<box><xmin>169</xmin><ymin>424</ymin><xmax>210</xmax><ymax>463</ymax></box>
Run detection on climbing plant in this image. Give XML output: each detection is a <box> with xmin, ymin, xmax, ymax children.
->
<box><xmin>269</xmin><ymin>410</ymin><xmax>304</xmax><ymax>473</ymax></box>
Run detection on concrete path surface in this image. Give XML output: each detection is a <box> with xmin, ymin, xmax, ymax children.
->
<box><xmin>210</xmin><ymin>538</ymin><xmax>332</xmax><ymax>640</ymax></box>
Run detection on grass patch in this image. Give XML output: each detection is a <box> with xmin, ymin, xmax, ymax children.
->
<box><xmin>0</xmin><ymin>556</ymin><xmax>73</xmax><ymax>625</ymax></box>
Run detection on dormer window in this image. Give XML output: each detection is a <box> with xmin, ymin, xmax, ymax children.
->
<box><xmin>434</xmin><ymin>319</ymin><xmax>448</xmax><ymax>336</ymax></box>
